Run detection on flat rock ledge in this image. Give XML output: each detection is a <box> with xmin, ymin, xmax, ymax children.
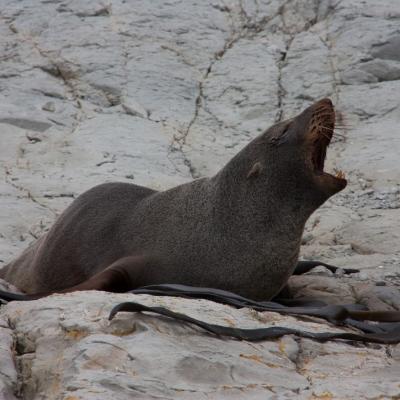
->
<box><xmin>1</xmin><ymin>272</ymin><xmax>400</xmax><ymax>400</ymax></box>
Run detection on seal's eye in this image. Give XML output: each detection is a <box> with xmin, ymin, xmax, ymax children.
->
<box><xmin>247</xmin><ymin>162</ymin><xmax>263</xmax><ymax>179</ymax></box>
<box><xmin>281</xmin><ymin>126</ymin><xmax>289</xmax><ymax>135</ymax></box>
<box><xmin>269</xmin><ymin>121</ymin><xmax>292</xmax><ymax>146</ymax></box>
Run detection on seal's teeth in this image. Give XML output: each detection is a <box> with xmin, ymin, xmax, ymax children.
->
<box><xmin>334</xmin><ymin>170</ymin><xmax>346</xmax><ymax>179</ymax></box>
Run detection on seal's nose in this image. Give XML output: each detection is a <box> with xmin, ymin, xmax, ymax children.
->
<box><xmin>317</xmin><ymin>98</ymin><xmax>333</xmax><ymax>107</ymax></box>
<box><xmin>311</xmin><ymin>98</ymin><xmax>335</xmax><ymax>122</ymax></box>
<box><xmin>314</xmin><ymin>98</ymin><xmax>334</xmax><ymax>112</ymax></box>
<box><xmin>302</xmin><ymin>98</ymin><xmax>334</xmax><ymax>118</ymax></box>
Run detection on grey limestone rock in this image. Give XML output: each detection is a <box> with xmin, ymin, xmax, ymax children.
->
<box><xmin>0</xmin><ymin>0</ymin><xmax>399</xmax><ymax>398</ymax></box>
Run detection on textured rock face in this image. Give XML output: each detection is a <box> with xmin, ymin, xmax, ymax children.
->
<box><xmin>1</xmin><ymin>289</ymin><xmax>400</xmax><ymax>400</ymax></box>
<box><xmin>0</xmin><ymin>0</ymin><xmax>399</xmax><ymax>398</ymax></box>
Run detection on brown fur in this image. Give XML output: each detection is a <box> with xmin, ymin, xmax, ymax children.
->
<box><xmin>0</xmin><ymin>99</ymin><xmax>346</xmax><ymax>300</ymax></box>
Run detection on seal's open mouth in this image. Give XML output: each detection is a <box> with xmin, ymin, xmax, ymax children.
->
<box><xmin>309</xmin><ymin>99</ymin><xmax>347</xmax><ymax>188</ymax></box>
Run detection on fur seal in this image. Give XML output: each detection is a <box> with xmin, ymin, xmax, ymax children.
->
<box><xmin>0</xmin><ymin>98</ymin><xmax>347</xmax><ymax>301</ymax></box>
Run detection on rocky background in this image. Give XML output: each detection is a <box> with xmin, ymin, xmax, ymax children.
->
<box><xmin>0</xmin><ymin>0</ymin><xmax>399</xmax><ymax>398</ymax></box>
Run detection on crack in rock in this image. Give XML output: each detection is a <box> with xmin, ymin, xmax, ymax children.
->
<box><xmin>1</xmin><ymin>18</ymin><xmax>88</xmax><ymax>135</ymax></box>
<box><xmin>169</xmin><ymin>1</ymin><xmax>288</xmax><ymax>178</ymax></box>
<box><xmin>4</xmin><ymin>167</ymin><xmax>57</xmax><ymax>216</ymax></box>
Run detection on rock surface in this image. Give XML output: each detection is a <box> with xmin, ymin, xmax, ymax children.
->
<box><xmin>1</xmin><ymin>288</ymin><xmax>400</xmax><ymax>400</ymax></box>
<box><xmin>0</xmin><ymin>0</ymin><xmax>399</xmax><ymax>398</ymax></box>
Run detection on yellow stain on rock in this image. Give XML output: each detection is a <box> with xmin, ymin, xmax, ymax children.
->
<box><xmin>64</xmin><ymin>329</ymin><xmax>88</xmax><ymax>340</ymax></box>
<box><xmin>109</xmin><ymin>327</ymin><xmax>136</xmax><ymax>336</ymax></box>
<box><xmin>239</xmin><ymin>353</ymin><xmax>279</xmax><ymax>368</ymax></box>
<box><xmin>222</xmin><ymin>317</ymin><xmax>236</xmax><ymax>327</ymax></box>
<box><xmin>310</xmin><ymin>391</ymin><xmax>333</xmax><ymax>399</ymax></box>
<box><xmin>278</xmin><ymin>340</ymin><xmax>286</xmax><ymax>354</ymax></box>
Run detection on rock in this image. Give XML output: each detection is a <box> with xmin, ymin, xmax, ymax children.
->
<box><xmin>0</xmin><ymin>118</ymin><xmax>52</xmax><ymax>133</ymax></box>
<box><xmin>121</xmin><ymin>96</ymin><xmax>148</xmax><ymax>118</ymax></box>
<box><xmin>0</xmin><ymin>315</ymin><xmax>18</xmax><ymax>400</ymax></box>
<box><xmin>371</xmin><ymin>35</ymin><xmax>400</xmax><ymax>61</ymax></box>
<box><xmin>42</xmin><ymin>101</ymin><xmax>56</xmax><ymax>112</ymax></box>
<box><xmin>288</xmin><ymin>275</ymin><xmax>356</xmax><ymax>305</ymax></box>
<box><xmin>0</xmin><ymin>290</ymin><xmax>398</xmax><ymax>399</ymax></box>
<box><xmin>0</xmin><ymin>0</ymin><xmax>399</xmax><ymax>398</ymax></box>
<box><xmin>359</xmin><ymin>59</ymin><xmax>400</xmax><ymax>82</ymax></box>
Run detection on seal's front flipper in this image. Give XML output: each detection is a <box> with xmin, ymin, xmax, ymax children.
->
<box><xmin>272</xmin><ymin>260</ymin><xmax>360</xmax><ymax>304</ymax></box>
<box><xmin>293</xmin><ymin>260</ymin><xmax>359</xmax><ymax>275</ymax></box>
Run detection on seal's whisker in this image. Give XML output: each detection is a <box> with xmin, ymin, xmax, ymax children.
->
<box><xmin>332</xmin><ymin>125</ymin><xmax>349</xmax><ymax>129</ymax></box>
<box><xmin>317</xmin><ymin>130</ymin><xmax>332</xmax><ymax>141</ymax></box>
<box><xmin>335</xmin><ymin>109</ymin><xmax>351</xmax><ymax>125</ymax></box>
<box><xmin>319</xmin><ymin>125</ymin><xmax>346</xmax><ymax>139</ymax></box>
<box><xmin>309</xmin><ymin>124</ymin><xmax>333</xmax><ymax>141</ymax></box>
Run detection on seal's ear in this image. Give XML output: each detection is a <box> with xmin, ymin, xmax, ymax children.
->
<box><xmin>247</xmin><ymin>162</ymin><xmax>263</xmax><ymax>179</ymax></box>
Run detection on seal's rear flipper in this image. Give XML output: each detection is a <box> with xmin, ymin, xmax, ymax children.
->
<box><xmin>0</xmin><ymin>270</ymin><xmax>128</xmax><ymax>302</ymax></box>
<box><xmin>58</xmin><ymin>255</ymin><xmax>150</xmax><ymax>294</ymax></box>
<box><xmin>0</xmin><ymin>289</ymin><xmax>43</xmax><ymax>302</ymax></box>
<box><xmin>0</xmin><ymin>255</ymin><xmax>150</xmax><ymax>302</ymax></box>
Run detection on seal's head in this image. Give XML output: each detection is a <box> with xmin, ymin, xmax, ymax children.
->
<box><xmin>265</xmin><ymin>98</ymin><xmax>347</xmax><ymax>207</ymax></box>
<box><xmin>209</xmin><ymin>98</ymin><xmax>347</xmax><ymax>299</ymax></box>
<box><xmin>271</xmin><ymin>98</ymin><xmax>347</xmax><ymax>199</ymax></box>
<box><xmin>218</xmin><ymin>98</ymin><xmax>347</xmax><ymax>220</ymax></box>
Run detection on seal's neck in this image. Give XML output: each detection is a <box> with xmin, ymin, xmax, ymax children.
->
<box><xmin>206</xmin><ymin>169</ymin><xmax>305</xmax><ymax>269</ymax></box>
<box><xmin>211</xmin><ymin>160</ymin><xmax>315</xmax><ymax>232</ymax></box>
